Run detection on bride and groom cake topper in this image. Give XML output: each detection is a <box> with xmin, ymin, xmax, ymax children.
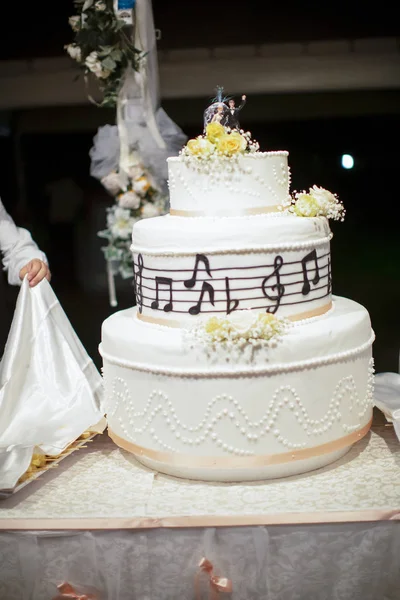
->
<box><xmin>203</xmin><ymin>86</ymin><xmax>247</xmax><ymax>131</ymax></box>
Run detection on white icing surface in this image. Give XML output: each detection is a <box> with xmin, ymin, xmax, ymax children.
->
<box><xmin>132</xmin><ymin>213</ymin><xmax>331</xmax><ymax>253</ymax></box>
<box><xmin>167</xmin><ymin>153</ymin><xmax>291</xmax><ymax>215</ymax></box>
<box><xmin>100</xmin><ymin>297</ymin><xmax>374</xmax><ymax>481</ymax></box>
<box><xmin>131</xmin><ymin>214</ymin><xmax>332</xmax><ymax>323</ymax></box>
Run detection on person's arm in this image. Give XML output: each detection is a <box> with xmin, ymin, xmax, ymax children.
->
<box><xmin>237</xmin><ymin>95</ymin><xmax>247</xmax><ymax>111</ymax></box>
<box><xmin>0</xmin><ymin>201</ymin><xmax>50</xmax><ymax>286</ymax></box>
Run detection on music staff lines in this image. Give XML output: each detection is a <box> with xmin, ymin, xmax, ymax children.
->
<box><xmin>140</xmin><ymin>281</ymin><xmax>329</xmax><ymax>304</ymax></box>
<box><xmin>134</xmin><ymin>250</ymin><xmax>331</xmax><ymax>317</ymax></box>
<box><xmin>136</xmin><ymin>261</ymin><xmax>329</xmax><ymax>284</ymax></box>
<box><xmin>139</xmin><ymin>272</ymin><xmax>330</xmax><ymax>294</ymax></box>
<box><xmin>132</xmin><ymin>251</ymin><xmax>330</xmax><ymax>274</ymax></box>
<box><xmin>140</xmin><ymin>291</ymin><xmax>331</xmax><ymax>314</ymax></box>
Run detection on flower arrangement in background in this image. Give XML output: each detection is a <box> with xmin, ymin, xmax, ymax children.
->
<box><xmin>65</xmin><ymin>0</ymin><xmax>142</xmax><ymax>107</ymax></box>
<box><xmin>181</xmin><ymin>123</ymin><xmax>259</xmax><ymax>171</ymax></box>
<box><xmin>98</xmin><ymin>164</ymin><xmax>167</xmax><ymax>278</ymax></box>
<box><xmin>286</xmin><ymin>185</ymin><xmax>346</xmax><ymax>221</ymax></box>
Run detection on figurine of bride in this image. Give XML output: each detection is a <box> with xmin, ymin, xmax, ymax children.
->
<box><xmin>203</xmin><ymin>101</ymin><xmax>229</xmax><ymax>129</ymax></box>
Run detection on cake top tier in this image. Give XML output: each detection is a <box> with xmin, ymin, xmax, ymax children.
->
<box><xmin>167</xmin><ymin>89</ymin><xmax>292</xmax><ymax>217</ymax></box>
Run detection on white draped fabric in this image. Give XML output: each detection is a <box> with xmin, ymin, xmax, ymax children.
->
<box><xmin>0</xmin><ymin>278</ymin><xmax>105</xmax><ymax>490</ymax></box>
<box><xmin>0</xmin><ymin>523</ymin><xmax>399</xmax><ymax>600</ymax></box>
<box><xmin>0</xmin><ymin>200</ymin><xmax>47</xmax><ymax>286</ymax></box>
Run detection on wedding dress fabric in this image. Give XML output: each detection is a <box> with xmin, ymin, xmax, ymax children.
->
<box><xmin>0</xmin><ymin>200</ymin><xmax>47</xmax><ymax>286</ymax></box>
<box><xmin>0</xmin><ymin>278</ymin><xmax>105</xmax><ymax>490</ymax></box>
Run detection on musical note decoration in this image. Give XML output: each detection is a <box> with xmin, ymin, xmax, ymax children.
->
<box><xmin>261</xmin><ymin>255</ymin><xmax>285</xmax><ymax>314</ymax></box>
<box><xmin>134</xmin><ymin>253</ymin><xmax>144</xmax><ymax>313</ymax></box>
<box><xmin>189</xmin><ymin>282</ymin><xmax>215</xmax><ymax>315</ymax></box>
<box><xmin>301</xmin><ymin>249</ymin><xmax>320</xmax><ymax>295</ymax></box>
<box><xmin>225</xmin><ymin>277</ymin><xmax>240</xmax><ymax>315</ymax></box>
<box><xmin>151</xmin><ymin>276</ymin><xmax>174</xmax><ymax>312</ymax></box>
<box><xmin>184</xmin><ymin>254</ymin><xmax>213</xmax><ymax>289</ymax></box>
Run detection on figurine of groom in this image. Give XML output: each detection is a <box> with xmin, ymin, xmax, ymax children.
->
<box><xmin>225</xmin><ymin>95</ymin><xmax>247</xmax><ymax>130</ymax></box>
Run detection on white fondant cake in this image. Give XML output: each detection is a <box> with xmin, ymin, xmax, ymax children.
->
<box><xmin>100</xmin><ymin>126</ymin><xmax>374</xmax><ymax>482</ymax></box>
<box><xmin>168</xmin><ymin>152</ymin><xmax>291</xmax><ymax>216</ymax></box>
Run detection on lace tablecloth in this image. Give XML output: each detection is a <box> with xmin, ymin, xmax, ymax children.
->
<box><xmin>0</xmin><ymin>418</ymin><xmax>399</xmax><ymax>528</ymax></box>
<box><xmin>0</xmin><ymin>418</ymin><xmax>399</xmax><ymax>600</ymax></box>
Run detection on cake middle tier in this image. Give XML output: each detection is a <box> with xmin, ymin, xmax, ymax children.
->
<box><xmin>131</xmin><ymin>214</ymin><xmax>333</xmax><ymax>325</ymax></box>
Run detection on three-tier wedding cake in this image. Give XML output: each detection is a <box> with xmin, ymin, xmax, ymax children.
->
<box><xmin>100</xmin><ymin>110</ymin><xmax>374</xmax><ymax>482</ymax></box>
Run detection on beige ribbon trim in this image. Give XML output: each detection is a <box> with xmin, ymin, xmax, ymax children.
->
<box><xmin>3</xmin><ymin>508</ymin><xmax>400</xmax><ymax>530</ymax></box>
<box><xmin>170</xmin><ymin>206</ymin><xmax>281</xmax><ymax>217</ymax></box>
<box><xmin>109</xmin><ymin>418</ymin><xmax>372</xmax><ymax>469</ymax></box>
<box><xmin>136</xmin><ymin>301</ymin><xmax>333</xmax><ymax>328</ymax></box>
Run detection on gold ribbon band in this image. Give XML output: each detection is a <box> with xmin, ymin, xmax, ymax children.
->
<box><xmin>136</xmin><ymin>301</ymin><xmax>333</xmax><ymax>328</ymax></box>
<box><xmin>170</xmin><ymin>206</ymin><xmax>281</xmax><ymax>217</ymax></box>
<box><xmin>109</xmin><ymin>417</ymin><xmax>372</xmax><ymax>469</ymax></box>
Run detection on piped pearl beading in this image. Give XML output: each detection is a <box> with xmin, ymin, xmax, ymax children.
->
<box><xmin>105</xmin><ymin>358</ymin><xmax>374</xmax><ymax>456</ymax></box>
<box><xmin>130</xmin><ymin>233</ymin><xmax>333</xmax><ymax>257</ymax></box>
<box><xmin>99</xmin><ymin>330</ymin><xmax>374</xmax><ymax>378</ymax></box>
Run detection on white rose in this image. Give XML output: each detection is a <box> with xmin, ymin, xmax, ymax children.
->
<box><xmin>118</xmin><ymin>191</ymin><xmax>141</xmax><ymax>210</ymax></box>
<box><xmin>65</xmin><ymin>44</ymin><xmax>81</xmax><ymax>61</ymax></box>
<box><xmin>68</xmin><ymin>16</ymin><xmax>80</xmax><ymax>31</ymax></box>
<box><xmin>126</xmin><ymin>164</ymin><xmax>143</xmax><ymax>180</ymax></box>
<box><xmin>141</xmin><ymin>203</ymin><xmax>160</xmax><ymax>218</ymax></box>
<box><xmin>309</xmin><ymin>186</ymin><xmax>337</xmax><ymax>208</ymax></box>
<box><xmin>101</xmin><ymin>172</ymin><xmax>124</xmax><ymax>195</ymax></box>
<box><xmin>85</xmin><ymin>51</ymin><xmax>107</xmax><ymax>78</ymax></box>
<box><xmin>108</xmin><ymin>207</ymin><xmax>135</xmax><ymax>239</ymax></box>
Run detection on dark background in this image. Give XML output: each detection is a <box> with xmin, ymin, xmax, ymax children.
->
<box><xmin>0</xmin><ymin>1</ymin><xmax>399</xmax><ymax>372</ymax></box>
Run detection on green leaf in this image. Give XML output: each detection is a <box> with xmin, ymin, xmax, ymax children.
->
<box><xmin>102</xmin><ymin>56</ymin><xmax>116</xmax><ymax>70</ymax></box>
<box><xmin>110</xmin><ymin>49</ymin><xmax>122</xmax><ymax>61</ymax></box>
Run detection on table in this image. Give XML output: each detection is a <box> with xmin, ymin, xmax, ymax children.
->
<box><xmin>0</xmin><ymin>413</ymin><xmax>399</xmax><ymax>600</ymax></box>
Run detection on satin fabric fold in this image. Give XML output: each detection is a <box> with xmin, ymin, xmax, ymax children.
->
<box><xmin>0</xmin><ymin>278</ymin><xmax>105</xmax><ymax>489</ymax></box>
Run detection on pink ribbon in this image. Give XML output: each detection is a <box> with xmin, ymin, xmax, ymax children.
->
<box><xmin>52</xmin><ymin>582</ymin><xmax>97</xmax><ymax>600</ymax></box>
<box><xmin>195</xmin><ymin>557</ymin><xmax>233</xmax><ymax>600</ymax></box>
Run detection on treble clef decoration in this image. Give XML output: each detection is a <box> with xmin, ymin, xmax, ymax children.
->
<box><xmin>261</xmin><ymin>255</ymin><xmax>285</xmax><ymax>314</ymax></box>
<box><xmin>134</xmin><ymin>253</ymin><xmax>144</xmax><ymax>313</ymax></box>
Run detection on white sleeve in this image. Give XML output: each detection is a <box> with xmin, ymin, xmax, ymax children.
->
<box><xmin>0</xmin><ymin>200</ymin><xmax>48</xmax><ymax>286</ymax></box>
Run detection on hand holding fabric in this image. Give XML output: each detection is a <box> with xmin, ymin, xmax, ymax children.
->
<box><xmin>19</xmin><ymin>259</ymin><xmax>51</xmax><ymax>287</ymax></box>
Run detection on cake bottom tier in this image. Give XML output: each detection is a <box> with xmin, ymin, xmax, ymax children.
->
<box><xmin>100</xmin><ymin>296</ymin><xmax>374</xmax><ymax>481</ymax></box>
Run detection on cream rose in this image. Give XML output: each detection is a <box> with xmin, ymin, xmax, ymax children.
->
<box><xmin>186</xmin><ymin>137</ymin><xmax>215</xmax><ymax>158</ymax></box>
<box><xmin>101</xmin><ymin>172</ymin><xmax>124</xmax><ymax>196</ymax></box>
<box><xmin>217</xmin><ymin>131</ymin><xmax>247</xmax><ymax>156</ymax></box>
<box><xmin>205</xmin><ymin>122</ymin><xmax>225</xmax><ymax>143</ymax></box>
<box><xmin>293</xmin><ymin>193</ymin><xmax>320</xmax><ymax>217</ymax></box>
